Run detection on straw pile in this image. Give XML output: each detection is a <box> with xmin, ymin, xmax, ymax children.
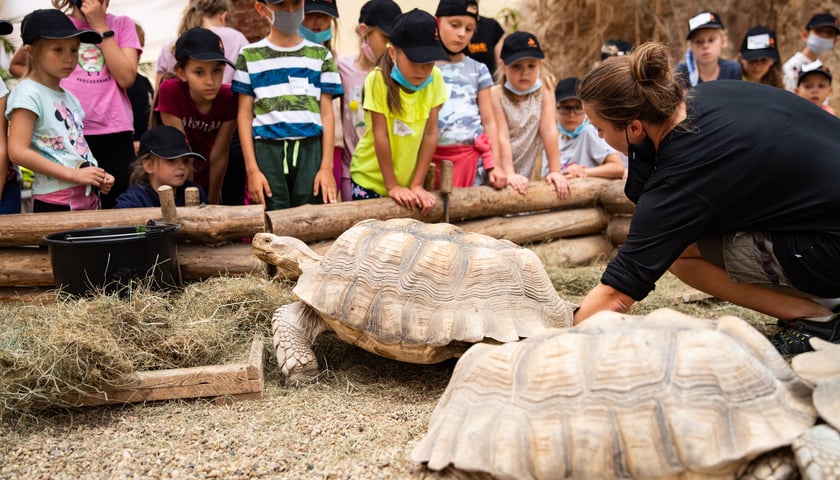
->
<box><xmin>0</xmin><ymin>276</ymin><xmax>293</xmax><ymax>420</ymax></box>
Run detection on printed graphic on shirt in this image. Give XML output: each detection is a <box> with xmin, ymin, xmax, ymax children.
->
<box><xmin>53</xmin><ymin>100</ymin><xmax>91</xmax><ymax>160</ymax></box>
<box><xmin>78</xmin><ymin>43</ymin><xmax>105</xmax><ymax>74</ymax></box>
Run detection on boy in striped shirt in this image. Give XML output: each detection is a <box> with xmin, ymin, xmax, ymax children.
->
<box><xmin>233</xmin><ymin>0</ymin><xmax>343</xmax><ymax>210</ymax></box>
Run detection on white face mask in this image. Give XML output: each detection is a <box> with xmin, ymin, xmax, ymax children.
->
<box><xmin>807</xmin><ymin>32</ymin><xmax>835</xmax><ymax>55</ymax></box>
<box><xmin>270</xmin><ymin>6</ymin><xmax>304</xmax><ymax>36</ymax></box>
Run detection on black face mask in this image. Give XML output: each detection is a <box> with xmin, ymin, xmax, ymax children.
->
<box><xmin>624</xmin><ymin>126</ymin><xmax>657</xmax><ymax>204</ymax></box>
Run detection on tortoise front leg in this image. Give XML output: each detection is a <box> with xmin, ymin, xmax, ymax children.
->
<box><xmin>271</xmin><ymin>301</ymin><xmax>330</xmax><ymax>385</ymax></box>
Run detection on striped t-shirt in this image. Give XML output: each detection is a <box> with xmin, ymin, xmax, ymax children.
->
<box><xmin>232</xmin><ymin>38</ymin><xmax>343</xmax><ymax>140</ymax></box>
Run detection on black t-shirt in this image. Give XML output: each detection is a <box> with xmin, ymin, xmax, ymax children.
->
<box><xmin>126</xmin><ymin>73</ymin><xmax>154</xmax><ymax>141</ymax></box>
<box><xmin>604</xmin><ymin>80</ymin><xmax>840</xmax><ymax>300</ymax></box>
<box><xmin>468</xmin><ymin>16</ymin><xmax>504</xmax><ymax>78</ymax></box>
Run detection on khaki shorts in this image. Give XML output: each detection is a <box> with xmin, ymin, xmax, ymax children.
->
<box><xmin>697</xmin><ymin>232</ymin><xmax>813</xmax><ymax>299</ymax></box>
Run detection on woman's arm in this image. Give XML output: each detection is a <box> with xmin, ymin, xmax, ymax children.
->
<box><xmin>477</xmin><ymin>87</ymin><xmax>505</xmax><ymax>188</ymax></box>
<box><xmin>410</xmin><ymin>105</ymin><xmax>440</xmax><ymax>215</ymax></box>
<box><xmin>237</xmin><ymin>94</ymin><xmax>270</xmax><ymax>204</ymax></box>
<box><xmin>80</xmin><ymin>5</ymin><xmax>138</xmax><ymax>89</ymax></box>
<box><xmin>574</xmin><ymin>282</ymin><xmax>636</xmax><ymax>325</ymax></box>
<box><xmin>207</xmin><ymin>119</ymin><xmax>236</xmax><ymax>204</ymax></box>
<box><xmin>313</xmin><ymin>93</ymin><xmax>337</xmax><ymax>203</ymax></box>
<box><xmin>9</xmin><ymin>48</ymin><xmax>27</xmax><ymax>79</ymax></box>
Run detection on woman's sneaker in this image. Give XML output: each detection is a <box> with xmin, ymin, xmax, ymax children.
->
<box><xmin>769</xmin><ymin>307</ymin><xmax>840</xmax><ymax>356</ymax></box>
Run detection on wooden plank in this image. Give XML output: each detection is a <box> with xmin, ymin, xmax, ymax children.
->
<box><xmin>70</xmin><ymin>336</ymin><xmax>264</xmax><ymax>407</ymax></box>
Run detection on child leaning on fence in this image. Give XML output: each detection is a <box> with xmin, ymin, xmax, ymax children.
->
<box><xmin>6</xmin><ymin>9</ymin><xmax>114</xmax><ymax>212</ymax></box>
<box><xmin>233</xmin><ymin>0</ymin><xmax>343</xmax><ymax>211</ymax></box>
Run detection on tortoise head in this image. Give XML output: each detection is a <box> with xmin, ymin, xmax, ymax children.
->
<box><xmin>252</xmin><ymin>233</ymin><xmax>322</xmax><ymax>279</ymax></box>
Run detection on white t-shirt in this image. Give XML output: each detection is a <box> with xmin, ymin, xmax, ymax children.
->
<box><xmin>542</xmin><ymin>123</ymin><xmax>616</xmax><ymax>177</ymax></box>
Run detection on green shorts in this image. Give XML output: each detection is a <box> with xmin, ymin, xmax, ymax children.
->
<box><xmin>697</xmin><ymin>232</ymin><xmax>812</xmax><ymax>299</ymax></box>
<box><xmin>254</xmin><ymin>136</ymin><xmax>323</xmax><ymax>211</ymax></box>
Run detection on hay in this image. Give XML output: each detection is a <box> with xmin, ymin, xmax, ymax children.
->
<box><xmin>0</xmin><ymin>275</ymin><xmax>293</xmax><ymax>420</ymax></box>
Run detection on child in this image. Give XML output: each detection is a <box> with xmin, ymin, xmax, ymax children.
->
<box><xmin>0</xmin><ymin>19</ymin><xmax>19</xmax><ymax>214</ymax></box>
<box><xmin>349</xmin><ymin>9</ymin><xmax>448</xmax><ymax>214</ymax></box>
<box><xmin>155</xmin><ymin>0</ymin><xmax>249</xmax><ymax>86</ymax></box>
<box><xmin>796</xmin><ymin>61</ymin><xmax>835</xmax><ymax>115</ymax></box>
<box><xmin>466</xmin><ymin>0</ymin><xmax>504</xmax><ymax>78</ymax></box>
<box><xmin>298</xmin><ymin>0</ymin><xmax>338</xmax><ymax>49</ymax></box>
<box><xmin>6</xmin><ymin>9</ymin><xmax>114</xmax><ymax>212</ymax></box>
<box><xmin>490</xmin><ymin>31</ymin><xmax>570</xmax><ymax>198</ymax></box>
<box><xmin>337</xmin><ymin>0</ymin><xmax>402</xmax><ymax>201</ymax></box>
<box><xmin>675</xmin><ymin>11</ymin><xmax>741</xmax><ymax>88</ymax></box>
<box><xmin>433</xmin><ymin>0</ymin><xmax>502</xmax><ymax>189</ymax></box>
<box><xmin>542</xmin><ymin>77</ymin><xmax>624</xmax><ymax>180</ymax></box>
<box><xmin>600</xmin><ymin>39</ymin><xmax>632</xmax><ymax>62</ymax></box>
<box><xmin>738</xmin><ymin>25</ymin><xmax>782</xmax><ymax>88</ymax></box>
<box><xmin>155</xmin><ymin>27</ymin><xmax>237</xmax><ymax>204</ymax></box>
<box><xmin>115</xmin><ymin>126</ymin><xmax>208</xmax><ymax>208</ymax></box>
<box><xmin>126</xmin><ymin>21</ymin><xmax>154</xmax><ymax>153</ymax></box>
<box><xmin>783</xmin><ymin>13</ymin><xmax>840</xmax><ymax>92</ymax></box>
<box><xmin>233</xmin><ymin>0</ymin><xmax>343</xmax><ymax>211</ymax></box>
<box><xmin>11</xmin><ymin>0</ymin><xmax>142</xmax><ymax>209</ymax></box>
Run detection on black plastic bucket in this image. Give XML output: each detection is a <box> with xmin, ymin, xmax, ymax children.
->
<box><xmin>43</xmin><ymin>221</ymin><xmax>182</xmax><ymax>296</ymax></box>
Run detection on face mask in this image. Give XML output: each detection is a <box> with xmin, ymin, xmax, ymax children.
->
<box><xmin>504</xmin><ymin>77</ymin><xmax>543</xmax><ymax>96</ymax></box>
<box><xmin>270</xmin><ymin>7</ymin><xmax>304</xmax><ymax>36</ymax></box>
<box><xmin>806</xmin><ymin>32</ymin><xmax>834</xmax><ymax>55</ymax></box>
<box><xmin>390</xmin><ymin>64</ymin><xmax>433</xmax><ymax>92</ymax></box>
<box><xmin>624</xmin><ymin>126</ymin><xmax>657</xmax><ymax>203</ymax></box>
<box><xmin>360</xmin><ymin>39</ymin><xmax>377</xmax><ymax>64</ymax></box>
<box><xmin>298</xmin><ymin>25</ymin><xmax>332</xmax><ymax>43</ymax></box>
<box><xmin>558</xmin><ymin>118</ymin><xmax>589</xmax><ymax>139</ymax></box>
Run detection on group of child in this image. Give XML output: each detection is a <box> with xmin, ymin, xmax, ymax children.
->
<box><xmin>0</xmin><ymin>1</ymin><xmax>837</xmax><ymax>216</ymax></box>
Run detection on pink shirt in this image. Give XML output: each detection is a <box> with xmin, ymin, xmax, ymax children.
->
<box><xmin>155</xmin><ymin>78</ymin><xmax>237</xmax><ymax>188</ymax></box>
<box><xmin>63</xmin><ymin>14</ymin><xmax>142</xmax><ymax>135</ymax></box>
<box><xmin>156</xmin><ymin>26</ymin><xmax>249</xmax><ymax>85</ymax></box>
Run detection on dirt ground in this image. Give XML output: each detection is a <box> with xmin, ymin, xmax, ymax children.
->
<box><xmin>0</xmin><ymin>265</ymin><xmax>776</xmax><ymax>479</ymax></box>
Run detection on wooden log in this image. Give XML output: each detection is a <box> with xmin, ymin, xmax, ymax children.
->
<box><xmin>67</xmin><ymin>335</ymin><xmax>264</xmax><ymax>407</ymax></box>
<box><xmin>458</xmin><ymin>208</ymin><xmax>608</xmax><ymax>245</ymax></box>
<box><xmin>527</xmin><ymin>235</ymin><xmax>612</xmax><ymax>266</ymax></box>
<box><xmin>266</xmin><ymin>178</ymin><xmax>611</xmax><ymax>243</ymax></box>
<box><xmin>0</xmin><ymin>204</ymin><xmax>266</xmax><ymax>247</ymax></box>
<box><xmin>0</xmin><ymin>243</ymin><xmax>266</xmax><ymax>287</ymax></box>
<box><xmin>607</xmin><ymin>214</ymin><xmax>632</xmax><ymax>246</ymax></box>
<box><xmin>599</xmin><ymin>179</ymin><xmax>635</xmax><ymax>215</ymax></box>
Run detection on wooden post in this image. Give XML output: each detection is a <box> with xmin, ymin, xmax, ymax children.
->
<box><xmin>424</xmin><ymin>163</ymin><xmax>437</xmax><ymax>191</ymax></box>
<box><xmin>185</xmin><ymin>187</ymin><xmax>200</xmax><ymax>207</ymax></box>
<box><xmin>158</xmin><ymin>185</ymin><xmax>177</xmax><ymax>223</ymax></box>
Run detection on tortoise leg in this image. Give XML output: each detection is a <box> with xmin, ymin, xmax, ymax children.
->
<box><xmin>271</xmin><ymin>301</ymin><xmax>330</xmax><ymax>385</ymax></box>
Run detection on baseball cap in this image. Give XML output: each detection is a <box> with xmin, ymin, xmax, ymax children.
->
<box><xmin>139</xmin><ymin>126</ymin><xmax>207</xmax><ymax>162</ymax></box>
<box><xmin>806</xmin><ymin>13</ymin><xmax>840</xmax><ymax>33</ymax></box>
<box><xmin>600</xmin><ymin>39</ymin><xmax>632</xmax><ymax>60</ymax></box>
<box><xmin>389</xmin><ymin>9</ymin><xmax>449</xmax><ymax>64</ymax></box>
<box><xmin>21</xmin><ymin>9</ymin><xmax>102</xmax><ymax>46</ymax></box>
<box><xmin>686</xmin><ymin>11</ymin><xmax>724</xmax><ymax>40</ymax></box>
<box><xmin>500</xmin><ymin>31</ymin><xmax>545</xmax><ymax>65</ymax></box>
<box><xmin>435</xmin><ymin>0</ymin><xmax>479</xmax><ymax>21</ymax></box>
<box><xmin>305</xmin><ymin>0</ymin><xmax>339</xmax><ymax>18</ymax></box>
<box><xmin>798</xmin><ymin>60</ymin><xmax>832</xmax><ymax>85</ymax></box>
<box><xmin>740</xmin><ymin>26</ymin><xmax>779</xmax><ymax>61</ymax></box>
<box><xmin>0</xmin><ymin>20</ymin><xmax>12</xmax><ymax>36</ymax></box>
<box><xmin>554</xmin><ymin>77</ymin><xmax>579</xmax><ymax>104</ymax></box>
<box><xmin>175</xmin><ymin>28</ymin><xmax>234</xmax><ymax>67</ymax></box>
<box><xmin>358</xmin><ymin>0</ymin><xmax>402</xmax><ymax>35</ymax></box>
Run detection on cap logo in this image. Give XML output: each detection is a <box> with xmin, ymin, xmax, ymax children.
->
<box><xmin>466</xmin><ymin>5</ymin><xmax>478</xmax><ymax>15</ymax></box>
<box><xmin>688</xmin><ymin>12</ymin><xmax>714</xmax><ymax>31</ymax></box>
<box><xmin>218</xmin><ymin>40</ymin><xmax>225</xmax><ymax>53</ymax></box>
<box><xmin>527</xmin><ymin>37</ymin><xmax>537</xmax><ymax>47</ymax></box>
<box><xmin>746</xmin><ymin>33</ymin><xmax>772</xmax><ymax>50</ymax></box>
<box><xmin>434</xmin><ymin>27</ymin><xmax>440</xmax><ymax>41</ymax></box>
<box><xmin>802</xmin><ymin>60</ymin><xmax>824</xmax><ymax>74</ymax></box>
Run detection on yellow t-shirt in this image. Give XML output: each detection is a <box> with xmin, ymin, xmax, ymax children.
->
<box><xmin>350</xmin><ymin>66</ymin><xmax>447</xmax><ymax>196</ymax></box>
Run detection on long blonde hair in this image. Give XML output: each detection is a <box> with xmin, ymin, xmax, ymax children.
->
<box><xmin>178</xmin><ymin>0</ymin><xmax>232</xmax><ymax>35</ymax></box>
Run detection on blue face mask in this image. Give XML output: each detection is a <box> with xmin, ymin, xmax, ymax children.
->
<box><xmin>298</xmin><ymin>25</ymin><xmax>332</xmax><ymax>43</ymax></box>
<box><xmin>558</xmin><ymin>119</ymin><xmax>589</xmax><ymax>139</ymax></box>
<box><xmin>504</xmin><ymin>77</ymin><xmax>543</xmax><ymax>96</ymax></box>
<box><xmin>390</xmin><ymin>64</ymin><xmax>433</xmax><ymax>92</ymax></box>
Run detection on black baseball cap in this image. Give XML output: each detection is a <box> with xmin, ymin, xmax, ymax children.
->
<box><xmin>435</xmin><ymin>0</ymin><xmax>479</xmax><ymax>21</ymax></box>
<box><xmin>139</xmin><ymin>126</ymin><xmax>207</xmax><ymax>162</ymax></box>
<box><xmin>806</xmin><ymin>13</ymin><xmax>840</xmax><ymax>33</ymax></box>
<box><xmin>305</xmin><ymin>0</ymin><xmax>339</xmax><ymax>18</ymax></box>
<box><xmin>389</xmin><ymin>9</ymin><xmax>449</xmax><ymax>64</ymax></box>
<box><xmin>798</xmin><ymin>60</ymin><xmax>832</xmax><ymax>85</ymax></box>
<box><xmin>358</xmin><ymin>0</ymin><xmax>402</xmax><ymax>35</ymax></box>
<box><xmin>175</xmin><ymin>27</ymin><xmax>234</xmax><ymax>67</ymax></box>
<box><xmin>740</xmin><ymin>26</ymin><xmax>779</xmax><ymax>61</ymax></box>
<box><xmin>554</xmin><ymin>77</ymin><xmax>580</xmax><ymax>104</ymax></box>
<box><xmin>0</xmin><ymin>20</ymin><xmax>12</xmax><ymax>36</ymax></box>
<box><xmin>21</xmin><ymin>9</ymin><xmax>102</xmax><ymax>46</ymax></box>
<box><xmin>686</xmin><ymin>11</ymin><xmax>724</xmax><ymax>40</ymax></box>
<box><xmin>500</xmin><ymin>31</ymin><xmax>544</xmax><ymax>65</ymax></box>
<box><xmin>600</xmin><ymin>39</ymin><xmax>632</xmax><ymax>60</ymax></box>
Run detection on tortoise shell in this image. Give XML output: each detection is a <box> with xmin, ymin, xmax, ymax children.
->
<box><xmin>293</xmin><ymin>218</ymin><xmax>574</xmax><ymax>363</ymax></box>
<box><xmin>412</xmin><ymin>309</ymin><xmax>817</xmax><ymax>479</ymax></box>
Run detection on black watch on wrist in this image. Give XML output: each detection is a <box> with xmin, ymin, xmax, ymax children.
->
<box><xmin>101</xmin><ymin>30</ymin><xmax>115</xmax><ymax>39</ymax></box>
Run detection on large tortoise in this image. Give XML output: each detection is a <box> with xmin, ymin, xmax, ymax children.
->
<box><xmin>412</xmin><ymin>308</ymin><xmax>840</xmax><ymax>479</ymax></box>
<box><xmin>252</xmin><ymin>218</ymin><xmax>575</xmax><ymax>384</ymax></box>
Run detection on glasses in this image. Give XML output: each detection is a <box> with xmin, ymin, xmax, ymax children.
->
<box><xmin>557</xmin><ymin>105</ymin><xmax>584</xmax><ymax>115</ymax></box>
